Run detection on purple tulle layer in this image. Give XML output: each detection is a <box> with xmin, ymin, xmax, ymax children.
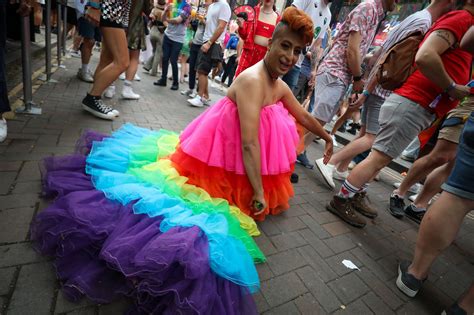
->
<box><xmin>31</xmin><ymin>131</ymin><xmax>257</xmax><ymax>314</ymax></box>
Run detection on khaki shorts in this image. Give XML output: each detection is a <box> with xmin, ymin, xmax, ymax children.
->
<box><xmin>311</xmin><ymin>72</ymin><xmax>348</xmax><ymax>123</ymax></box>
<box><xmin>438</xmin><ymin>99</ymin><xmax>474</xmax><ymax>144</ymax></box>
<box><xmin>373</xmin><ymin>94</ymin><xmax>435</xmax><ymax>159</ymax></box>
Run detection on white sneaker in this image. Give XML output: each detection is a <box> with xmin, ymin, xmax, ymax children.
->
<box><xmin>332</xmin><ymin>135</ymin><xmax>339</xmax><ymax>147</ymax></box>
<box><xmin>333</xmin><ymin>169</ymin><xmax>349</xmax><ymax>181</ymax></box>
<box><xmin>0</xmin><ymin>118</ymin><xmax>7</xmax><ymax>143</ymax></box>
<box><xmin>104</xmin><ymin>85</ymin><xmax>116</xmax><ymax>98</ymax></box>
<box><xmin>408</xmin><ymin>194</ymin><xmax>418</xmax><ymax>202</ymax></box>
<box><xmin>134</xmin><ymin>74</ymin><xmax>141</xmax><ymax>81</ymax></box>
<box><xmin>77</xmin><ymin>68</ymin><xmax>94</xmax><ymax>83</ymax></box>
<box><xmin>393</xmin><ymin>182</ymin><xmax>422</xmax><ymax>194</ymax></box>
<box><xmin>188</xmin><ymin>95</ymin><xmax>204</xmax><ymax>107</ymax></box>
<box><xmin>121</xmin><ymin>85</ymin><xmax>140</xmax><ymax>100</ymax></box>
<box><xmin>181</xmin><ymin>89</ymin><xmax>196</xmax><ymax>98</ymax></box>
<box><xmin>119</xmin><ymin>73</ymin><xmax>126</xmax><ymax>80</ymax></box>
<box><xmin>69</xmin><ymin>49</ymin><xmax>81</xmax><ymax>58</ymax></box>
<box><xmin>315</xmin><ymin>158</ymin><xmax>335</xmax><ymax>189</ymax></box>
<box><xmin>202</xmin><ymin>97</ymin><xmax>211</xmax><ymax>106</ymax></box>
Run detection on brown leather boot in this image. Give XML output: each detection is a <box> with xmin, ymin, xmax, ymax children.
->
<box><xmin>326</xmin><ymin>196</ymin><xmax>366</xmax><ymax>228</ymax></box>
<box><xmin>352</xmin><ymin>192</ymin><xmax>378</xmax><ymax>218</ymax></box>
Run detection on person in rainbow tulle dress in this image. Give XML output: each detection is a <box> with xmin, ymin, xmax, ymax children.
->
<box><xmin>31</xmin><ymin>7</ymin><xmax>333</xmax><ymax>314</ymax></box>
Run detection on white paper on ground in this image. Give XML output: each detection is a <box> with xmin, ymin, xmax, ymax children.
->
<box><xmin>342</xmin><ymin>259</ymin><xmax>360</xmax><ymax>271</ymax></box>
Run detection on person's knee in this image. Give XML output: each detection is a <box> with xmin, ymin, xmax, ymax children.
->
<box><xmin>116</xmin><ymin>55</ymin><xmax>130</xmax><ymax>71</ymax></box>
<box><xmin>82</xmin><ymin>38</ymin><xmax>95</xmax><ymax>50</ymax></box>
<box><xmin>426</xmin><ymin>152</ymin><xmax>453</xmax><ymax>167</ymax></box>
<box><xmin>367</xmin><ymin>150</ymin><xmax>392</xmax><ymax>170</ymax></box>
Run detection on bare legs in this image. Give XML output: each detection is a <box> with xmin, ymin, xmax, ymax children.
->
<box><xmin>125</xmin><ymin>49</ymin><xmax>140</xmax><ymax>81</ymax></box>
<box><xmin>413</xmin><ymin>161</ymin><xmax>454</xmax><ymax>209</ymax></box>
<box><xmin>394</xmin><ymin>139</ymin><xmax>457</xmax><ymax>197</ymax></box>
<box><xmin>197</xmin><ymin>71</ymin><xmax>209</xmax><ymax>100</ymax></box>
<box><xmin>90</xmin><ymin>27</ymin><xmax>129</xmax><ymax>97</ymax></box>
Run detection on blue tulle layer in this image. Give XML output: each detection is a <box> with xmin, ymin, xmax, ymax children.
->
<box><xmin>85</xmin><ymin>124</ymin><xmax>260</xmax><ymax>292</ymax></box>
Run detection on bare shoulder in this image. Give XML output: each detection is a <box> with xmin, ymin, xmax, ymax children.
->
<box><xmin>228</xmin><ymin>70</ymin><xmax>264</xmax><ymax>101</ymax></box>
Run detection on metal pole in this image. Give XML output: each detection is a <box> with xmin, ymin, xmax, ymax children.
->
<box><xmin>62</xmin><ymin>4</ymin><xmax>67</xmax><ymax>56</ymax></box>
<box><xmin>16</xmin><ymin>15</ymin><xmax>42</xmax><ymax>115</ymax></box>
<box><xmin>45</xmin><ymin>0</ymin><xmax>52</xmax><ymax>80</ymax></box>
<box><xmin>56</xmin><ymin>2</ymin><xmax>61</xmax><ymax>67</ymax></box>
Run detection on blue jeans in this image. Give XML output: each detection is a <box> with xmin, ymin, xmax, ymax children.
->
<box><xmin>282</xmin><ymin>66</ymin><xmax>301</xmax><ymax>91</ymax></box>
<box><xmin>442</xmin><ymin>112</ymin><xmax>474</xmax><ymax>200</ymax></box>
<box><xmin>161</xmin><ymin>35</ymin><xmax>183</xmax><ymax>85</ymax></box>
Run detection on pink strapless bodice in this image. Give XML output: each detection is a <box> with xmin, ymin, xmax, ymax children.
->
<box><xmin>179</xmin><ymin>97</ymin><xmax>299</xmax><ymax>175</ymax></box>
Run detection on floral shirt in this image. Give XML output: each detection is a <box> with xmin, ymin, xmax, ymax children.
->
<box><xmin>317</xmin><ymin>0</ymin><xmax>385</xmax><ymax>86</ymax></box>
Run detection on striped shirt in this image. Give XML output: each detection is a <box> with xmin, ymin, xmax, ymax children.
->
<box><xmin>369</xmin><ymin>9</ymin><xmax>432</xmax><ymax>99</ymax></box>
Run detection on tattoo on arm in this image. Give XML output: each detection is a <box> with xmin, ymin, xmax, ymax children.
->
<box><xmin>310</xmin><ymin>45</ymin><xmax>319</xmax><ymax>72</ymax></box>
<box><xmin>434</xmin><ymin>30</ymin><xmax>455</xmax><ymax>47</ymax></box>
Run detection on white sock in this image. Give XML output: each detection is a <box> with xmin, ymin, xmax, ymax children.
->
<box><xmin>124</xmin><ymin>80</ymin><xmax>132</xmax><ymax>87</ymax></box>
<box><xmin>410</xmin><ymin>203</ymin><xmax>426</xmax><ymax>212</ymax></box>
<box><xmin>81</xmin><ymin>64</ymin><xmax>89</xmax><ymax>73</ymax></box>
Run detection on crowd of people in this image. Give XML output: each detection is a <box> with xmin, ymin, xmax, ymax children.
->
<box><xmin>1</xmin><ymin>0</ymin><xmax>473</xmax><ymax>313</ymax></box>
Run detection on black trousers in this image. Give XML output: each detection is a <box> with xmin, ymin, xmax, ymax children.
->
<box><xmin>188</xmin><ymin>43</ymin><xmax>201</xmax><ymax>91</ymax></box>
<box><xmin>221</xmin><ymin>55</ymin><xmax>237</xmax><ymax>87</ymax></box>
<box><xmin>0</xmin><ymin>3</ymin><xmax>11</xmax><ymax>114</ymax></box>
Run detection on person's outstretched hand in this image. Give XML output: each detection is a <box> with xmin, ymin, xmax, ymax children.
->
<box><xmin>323</xmin><ymin>139</ymin><xmax>333</xmax><ymax>165</ymax></box>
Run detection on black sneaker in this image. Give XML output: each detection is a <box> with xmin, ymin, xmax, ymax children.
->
<box><xmin>82</xmin><ymin>94</ymin><xmax>117</xmax><ymax>120</ymax></box>
<box><xmin>404</xmin><ymin>204</ymin><xmax>426</xmax><ymax>224</ymax></box>
<box><xmin>396</xmin><ymin>261</ymin><xmax>425</xmax><ymax>297</ymax></box>
<box><xmin>442</xmin><ymin>303</ymin><xmax>468</xmax><ymax>315</ymax></box>
<box><xmin>389</xmin><ymin>194</ymin><xmax>405</xmax><ymax>218</ymax></box>
<box><xmin>170</xmin><ymin>83</ymin><xmax>179</xmax><ymax>90</ymax></box>
<box><xmin>296</xmin><ymin>151</ymin><xmax>314</xmax><ymax>169</ymax></box>
<box><xmin>154</xmin><ymin>79</ymin><xmax>166</xmax><ymax>86</ymax></box>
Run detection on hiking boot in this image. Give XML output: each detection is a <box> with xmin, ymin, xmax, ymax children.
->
<box><xmin>389</xmin><ymin>194</ymin><xmax>405</xmax><ymax>218</ymax></box>
<box><xmin>296</xmin><ymin>151</ymin><xmax>314</xmax><ymax>169</ymax></box>
<box><xmin>352</xmin><ymin>192</ymin><xmax>378</xmax><ymax>218</ymax></box>
<box><xmin>82</xmin><ymin>94</ymin><xmax>118</xmax><ymax>120</ymax></box>
<box><xmin>396</xmin><ymin>261</ymin><xmax>425</xmax><ymax>297</ymax></box>
<box><xmin>404</xmin><ymin>203</ymin><xmax>426</xmax><ymax>224</ymax></box>
<box><xmin>326</xmin><ymin>196</ymin><xmax>366</xmax><ymax>228</ymax></box>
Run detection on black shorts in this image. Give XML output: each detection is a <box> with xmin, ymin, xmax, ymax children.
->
<box><xmin>196</xmin><ymin>43</ymin><xmax>222</xmax><ymax>75</ymax></box>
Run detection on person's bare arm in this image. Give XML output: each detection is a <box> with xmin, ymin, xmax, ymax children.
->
<box><xmin>162</xmin><ymin>5</ymin><xmax>184</xmax><ymax>24</ymax></box>
<box><xmin>347</xmin><ymin>31</ymin><xmax>363</xmax><ymax>92</ymax></box>
<box><xmin>461</xmin><ymin>26</ymin><xmax>474</xmax><ymax>55</ymax></box>
<box><xmin>280</xmin><ymin>83</ymin><xmax>333</xmax><ymax>163</ymax></box>
<box><xmin>201</xmin><ymin>20</ymin><xmax>227</xmax><ymax>53</ymax></box>
<box><xmin>235</xmin><ymin>78</ymin><xmax>266</xmax><ymax>214</ymax></box>
<box><xmin>415</xmin><ymin>29</ymin><xmax>470</xmax><ymax>100</ymax></box>
<box><xmin>308</xmin><ymin>37</ymin><xmax>323</xmax><ymax>87</ymax></box>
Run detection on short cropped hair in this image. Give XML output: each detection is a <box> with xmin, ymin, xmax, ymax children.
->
<box><xmin>273</xmin><ymin>6</ymin><xmax>314</xmax><ymax>46</ymax></box>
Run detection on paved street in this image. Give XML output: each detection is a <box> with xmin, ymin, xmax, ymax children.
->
<box><xmin>1</xmin><ymin>53</ymin><xmax>473</xmax><ymax>315</ymax></box>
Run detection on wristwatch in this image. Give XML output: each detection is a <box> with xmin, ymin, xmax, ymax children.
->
<box><xmin>353</xmin><ymin>75</ymin><xmax>362</xmax><ymax>82</ymax></box>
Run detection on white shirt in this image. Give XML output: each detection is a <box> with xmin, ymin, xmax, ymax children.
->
<box><xmin>203</xmin><ymin>0</ymin><xmax>231</xmax><ymax>43</ymax></box>
<box><xmin>292</xmin><ymin>0</ymin><xmax>332</xmax><ymax>67</ymax></box>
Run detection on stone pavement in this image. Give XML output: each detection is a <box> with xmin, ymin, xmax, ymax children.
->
<box><xmin>1</xmin><ymin>54</ymin><xmax>473</xmax><ymax>315</ymax></box>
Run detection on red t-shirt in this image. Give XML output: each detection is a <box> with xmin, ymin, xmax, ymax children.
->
<box><xmin>395</xmin><ymin>10</ymin><xmax>474</xmax><ymax>118</ymax></box>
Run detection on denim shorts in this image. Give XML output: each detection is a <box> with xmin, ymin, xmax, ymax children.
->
<box><xmin>442</xmin><ymin>112</ymin><xmax>474</xmax><ymax>200</ymax></box>
<box><xmin>360</xmin><ymin>94</ymin><xmax>384</xmax><ymax>135</ymax></box>
<box><xmin>311</xmin><ymin>72</ymin><xmax>347</xmax><ymax>123</ymax></box>
<box><xmin>78</xmin><ymin>17</ymin><xmax>101</xmax><ymax>42</ymax></box>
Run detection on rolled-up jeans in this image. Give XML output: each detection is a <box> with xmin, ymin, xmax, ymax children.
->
<box><xmin>442</xmin><ymin>110</ymin><xmax>474</xmax><ymax>200</ymax></box>
<box><xmin>160</xmin><ymin>34</ymin><xmax>183</xmax><ymax>85</ymax></box>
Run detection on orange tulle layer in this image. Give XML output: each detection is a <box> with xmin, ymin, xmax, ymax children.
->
<box><xmin>170</xmin><ymin>147</ymin><xmax>295</xmax><ymax>221</ymax></box>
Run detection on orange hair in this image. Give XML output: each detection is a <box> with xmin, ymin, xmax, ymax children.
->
<box><xmin>279</xmin><ymin>6</ymin><xmax>314</xmax><ymax>46</ymax></box>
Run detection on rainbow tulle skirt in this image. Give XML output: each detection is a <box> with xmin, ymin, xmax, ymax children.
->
<box><xmin>31</xmin><ymin>97</ymin><xmax>300</xmax><ymax>313</ymax></box>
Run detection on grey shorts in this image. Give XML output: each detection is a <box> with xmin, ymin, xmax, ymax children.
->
<box><xmin>311</xmin><ymin>72</ymin><xmax>347</xmax><ymax>123</ymax></box>
<box><xmin>360</xmin><ymin>94</ymin><xmax>385</xmax><ymax>135</ymax></box>
<box><xmin>372</xmin><ymin>94</ymin><xmax>435</xmax><ymax>159</ymax></box>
